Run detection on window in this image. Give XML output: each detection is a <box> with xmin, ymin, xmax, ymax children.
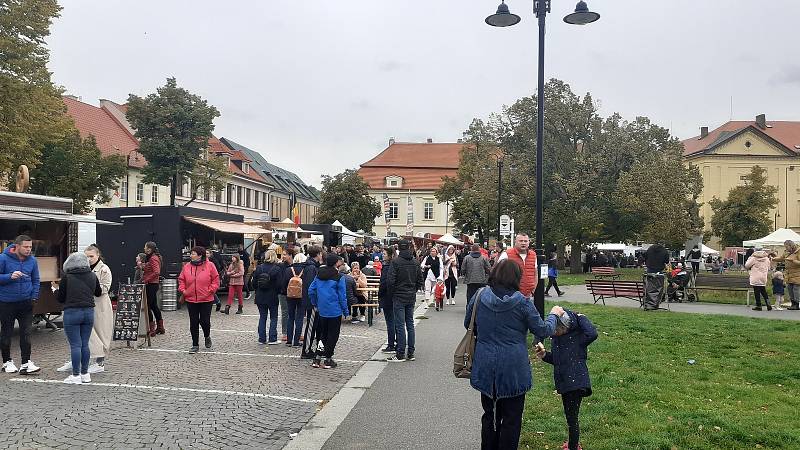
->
<box><xmin>150</xmin><ymin>186</ymin><xmax>158</xmax><ymax>204</ymax></box>
<box><xmin>388</xmin><ymin>201</ymin><xmax>399</xmax><ymax>220</ymax></box>
<box><xmin>237</xmin><ymin>185</ymin><xmax>243</xmax><ymax>206</ymax></box>
<box><xmin>120</xmin><ymin>180</ymin><xmax>128</xmax><ymax>201</ymax></box>
<box><xmin>203</xmin><ymin>187</ymin><xmax>210</xmax><ymax>202</ymax></box>
<box><xmin>385</xmin><ymin>176</ymin><xmax>403</xmax><ymax>188</ymax></box>
<box><xmin>242</xmin><ymin>162</ymin><xmax>250</xmax><ymax>174</ymax></box>
<box><xmin>254</xmin><ymin>191</ymin><xmax>259</xmax><ymax>210</ymax></box>
<box><xmin>136</xmin><ymin>183</ymin><xmax>144</xmax><ymax>202</ymax></box>
<box><xmin>263</xmin><ymin>192</ymin><xmax>269</xmax><ymax>211</ymax></box>
<box><xmin>216</xmin><ymin>188</ymin><xmax>223</xmax><ymax>203</ymax></box>
<box><xmin>227</xmin><ymin>184</ymin><xmax>234</xmax><ymax>205</ymax></box>
<box><xmin>424</xmin><ymin>202</ymin><xmax>434</xmax><ymax>220</ymax></box>
<box><xmin>245</xmin><ymin>188</ymin><xmax>252</xmax><ymax>208</ymax></box>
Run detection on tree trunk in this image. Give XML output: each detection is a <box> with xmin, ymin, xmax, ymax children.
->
<box><xmin>170</xmin><ymin>172</ymin><xmax>177</xmax><ymax>206</ymax></box>
<box><xmin>570</xmin><ymin>240</ymin><xmax>584</xmax><ymax>274</ymax></box>
<box><xmin>556</xmin><ymin>242</ymin><xmax>566</xmax><ymax>270</ymax></box>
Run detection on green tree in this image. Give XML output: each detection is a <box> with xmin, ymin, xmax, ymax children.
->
<box><xmin>29</xmin><ymin>130</ymin><xmax>127</xmax><ymax>213</ymax></box>
<box><xmin>0</xmin><ymin>0</ymin><xmax>72</xmax><ymax>186</ymax></box>
<box><xmin>183</xmin><ymin>153</ymin><xmax>229</xmax><ymax>207</ymax></box>
<box><xmin>316</xmin><ymin>169</ymin><xmax>381</xmax><ymax>233</ymax></box>
<box><xmin>709</xmin><ymin>166</ymin><xmax>778</xmax><ymax>247</ymax></box>
<box><xmin>126</xmin><ymin>78</ymin><xmax>220</xmax><ymax>205</ymax></box>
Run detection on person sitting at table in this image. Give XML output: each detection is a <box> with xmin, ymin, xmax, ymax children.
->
<box><xmin>350</xmin><ymin>262</ymin><xmax>368</xmax><ymax>323</ymax></box>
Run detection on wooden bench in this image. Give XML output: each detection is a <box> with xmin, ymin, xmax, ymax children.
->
<box><xmin>591</xmin><ymin>267</ymin><xmax>620</xmax><ymax>280</ymax></box>
<box><xmin>585</xmin><ymin>279</ymin><xmax>645</xmax><ymax>306</ymax></box>
<box><xmin>692</xmin><ymin>274</ymin><xmax>752</xmax><ymax>305</ymax></box>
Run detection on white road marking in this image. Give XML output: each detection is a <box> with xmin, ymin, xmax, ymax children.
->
<box><xmin>9</xmin><ymin>378</ymin><xmax>320</xmax><ymax>404</ymax></box>
<box><xmin>214</xmin><ymin>329</ymin><xmax>373</xmax><ymax>340</ymax></box>
<box><xmin>136</xmin><ymin>347</ymin><xmax>363</xmax><ymax>363</ymax></box>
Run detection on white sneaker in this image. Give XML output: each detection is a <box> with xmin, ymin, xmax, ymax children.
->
<box><xmin>87</xmin><ymin>363</ymin><xmax>105</xmax><ymax>374</ymax></box>
<box><xmin>80</xmin><ymin>373</ymin><xmax>91</xmax><ymax>383</ymax></box>
<box><xmin>63</xmin><ymin>375</ymin><xmax>82</xmax><ymax>384</ymax></box>
<box><xmin>56</xmin><ymin>361</ymin><xmax>72</xmax><ymax>372</ymax></box>
<box><xmin>359</xmin><ymin>315</ymin><xmax>366</xmax><ymax>322</ymax></box>
<box><xmin>18</xmin><ymin>360</ymin><xmax>40</xmax><ymax>375</ymax></box>
<box><xmin>2</xmin><ymin>360</ymin><xmax>18</xmax><ymax>373</ymax></box>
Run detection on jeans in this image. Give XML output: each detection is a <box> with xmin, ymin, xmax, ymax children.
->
<box><xmin>286</xmin><ymin>298</ymin><xmax>304</xmax><ymax>345</ymax></box>
<box><xmin>562</xmin><ymin>390</ymin><xmax>584</xmax><ymax>450</ymax></box>
<box><xmin>383</xmin><ymin>302</ymin><xmax>395</xmax><ymax>348</ymax></box>
<box><xmin>279</xmin><ymin>295</ymin><xmax>288</xmax><ymax>335</ymax></box>
<box><xmin>63</xmin><ymin>307</ymin><xmax>94</xmax><ymax>376</ymax></box>
<box><xmin>186</xmin><ymin>301</ymin><xmax>212</xmax><ymax>346</ymax></box>
<box><xmin>146</xmin><ymin>283</ymin><xmax>162</xmax><ymax>322</ymax></box>
<box><xmin>466</xmin><ymin>283</ymin><xmax>485</xmax><ymax>306</ymax></box>
<box><xmin>316</xmin><ymin>316</ymin><xmax>341</xmax><ymax>359</ymax></box>
<box><xmin>257</xmin><ymin>302</ymin><xmax>279</xmax><ymax>343</ymax></box>
<box><xmin>480</xmin><ymin>393</ymin><xmax>525</xmax><ymax>450</ymax></box>
<box><xmin>393</xmin><ymin>302</ymin><xmax>415</xmax><ymax>357</ymax></box>
<box><xmin>0</xmin><ymin>300</ymin><xmax>33</xmax><ymax>364</ymax></box>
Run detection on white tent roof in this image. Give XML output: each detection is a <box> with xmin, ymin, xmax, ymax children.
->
<box><xmin>332</xmin><ymin>220</ymin><xmax>362</xmax><ymax>237</ymax></box>
<box><xmin>436</xmin><ymin>233</ymin><xmax>463</xmax><ymax>246</ymax></box>
<box><xmin>700</xmin><ymin>244</ymin><xmax>719</xmax><ymax>255</ymax></box>
<box><xmin>743</xmin><ymin>228</ymin><xmax>800</xmax><ymax>247</ymax></box>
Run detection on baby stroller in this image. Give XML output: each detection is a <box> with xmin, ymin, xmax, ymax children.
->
<box><xmin>667</xmin><ymin>265</ymin><xmax>694</xmax><ymax>302</ymax></box>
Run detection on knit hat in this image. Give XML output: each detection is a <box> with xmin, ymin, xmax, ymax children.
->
<box><xmin>558</xmin><ymin>311</ymin><xmax>572</xmax><ymax>329</ymax></box>
<box><xmin>325</xmin><ymin>253</ymin><xmax>340</xmax><ymax>267</ymax></box>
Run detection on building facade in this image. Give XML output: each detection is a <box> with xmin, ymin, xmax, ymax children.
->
<box><xmin>682</xmin><ymin>114</ymin><xmax>800</xmax><ymax>241</ymax></box>
<box><xmin>358</xmin><ymin>139</ymin><xmax>459</xmax><ymax>237</ymax></box>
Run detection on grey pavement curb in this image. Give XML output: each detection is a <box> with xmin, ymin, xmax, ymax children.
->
<box><xmin>283</xmin><ymin>299</ymin><xmax>429</xmax><ymax>450</ymax></box>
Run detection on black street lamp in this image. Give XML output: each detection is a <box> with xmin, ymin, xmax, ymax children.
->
<box><xmin>486</xmin><ymin>0</ymin><xmax>599</xmax><ymax>318</ymax></box>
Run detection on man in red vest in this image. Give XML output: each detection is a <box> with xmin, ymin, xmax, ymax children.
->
<box><xmin>498</xmin><ymin>233</ymin><xmax>538</xmax><ymax>297</ymax></box>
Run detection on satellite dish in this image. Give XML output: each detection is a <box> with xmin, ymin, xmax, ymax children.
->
<box><xmin>16</xmin><ymin>165</ymin><xmax>30</xmax><ymax>193</ymax></box>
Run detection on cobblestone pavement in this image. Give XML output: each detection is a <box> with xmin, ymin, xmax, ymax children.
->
<box><xmin>0</xmin><ymin>297</ymin><xmax>388</xmax><ymax>449</ymax></box>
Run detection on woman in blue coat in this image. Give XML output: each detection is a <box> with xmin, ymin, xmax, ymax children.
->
<box><xmin>535</xmin><ymin>309</ymin><xmax>598</xmax><ymax>450</ymax></box>
<box><xmin>465</xmin><ymin>259</ymin><xmax>565</xmax><ymax>450</ymax></box>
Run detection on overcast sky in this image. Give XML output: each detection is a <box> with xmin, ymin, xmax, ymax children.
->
<box><xmin>48</xmin><ymin>0</ymin><xmax>800</xmax><ymax>187</ymax></box>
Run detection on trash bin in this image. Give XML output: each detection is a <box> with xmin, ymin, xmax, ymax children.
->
<box><xmin>160</xmin><ymin>278</ymin><xmax>178</xmax><ymax>312</ymax></box>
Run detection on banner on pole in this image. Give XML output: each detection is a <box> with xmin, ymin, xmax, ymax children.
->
<box><xmin>405</xmin><ymin>194</ymin><xmax>413</xmax><ymax>235</ymax></box>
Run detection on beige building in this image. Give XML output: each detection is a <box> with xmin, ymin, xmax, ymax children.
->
<box><xmin>358</xmin><ymin>139</ymin><xmax>459</xmax><ymax>238</ymax></box>
<box><xmin>682</xmin><ymin>114</ymin><xmax>800</xmax><ymax>242</ymax></box>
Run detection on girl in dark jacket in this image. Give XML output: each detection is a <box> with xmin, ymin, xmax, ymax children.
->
<box><xmin>253</xmin><ymin>250</ymin><xmax>285</xmax><ymax>344</ymax></box>
<box><xmin>54</xmin><ymin>252</ymin><xmax>101</xmax><ymax>384</ymax></box>
<box><xmin>535</xmin><ymin>309</ymin><xmax>598</xmax><ymax>450</ymax></box>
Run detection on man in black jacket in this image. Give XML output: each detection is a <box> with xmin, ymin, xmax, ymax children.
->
<box><xmin>387</xmin><ymin>240</ymin><xmax>423</xmax><ymax>362</ymax></box>
<box><xmin>377</xmin><ymin>247</ymin><xmax>396</xmax><ymax>354</ymax></box>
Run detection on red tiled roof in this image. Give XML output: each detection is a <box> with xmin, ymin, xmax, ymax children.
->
<box><xmin>358</xmin><ymin>166</ymin><xmax>456</xmax><ymax>190</ymax></box>
<box><xmin>361</xmin><ymin>142</ymin><xmax>464</xmax><ymax>169</ymax></box>
<box><xmin>682</xmin><ymin>120</ymin><xmax>800</xmax><ymax>156</ymax></box>
<box><xmin>63</xmin><ymin>96</ymin><xmax>143</xmax><ymax>168</ymax></box>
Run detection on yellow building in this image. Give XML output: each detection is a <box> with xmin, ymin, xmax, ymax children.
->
<box><xmin>683</xmin><ymin>114</ymin><xmax>800</xmax><ymax>243</ymax></box>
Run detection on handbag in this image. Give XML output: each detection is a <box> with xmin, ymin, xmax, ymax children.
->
<box><xmin>453</xmin><ymin>287</ymin><xmax>485</xmax><ymax>379</ymax></box>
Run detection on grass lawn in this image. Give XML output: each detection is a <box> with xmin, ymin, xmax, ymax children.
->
<box><xmin>520</xmin><ymin>302</ymin><xmax>800</xmax><ymax>449</ymax></box>
<box><xmin>558</xmin><ymin>269</ymin><xmax>760</xmax><ymax>305</ymax></box>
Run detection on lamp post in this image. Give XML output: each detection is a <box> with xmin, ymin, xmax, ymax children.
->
<box><xmin>487</xmin><ymin>0</ymin><xmax>599</xmax><ymax>318</ymax></box>
<box><xmin>497</xmin><ymin>158</ymin><xmax>503</xmax><ymax>243</ymax></box>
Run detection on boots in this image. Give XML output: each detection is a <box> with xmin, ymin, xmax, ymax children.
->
<box><xmin>148</xmin><ymin>320</ymin><xmax>157</xmax><ymax>337</ymax></box>
<box><xmin>156</xmin><ymin>319</ymin><xmax>165</xmax><ymax>335</ymax></box>
<box><xmin>216</xmin><ymin>303</ymin><xmax>221</xmax><ymax>312</ymax></box>
<box><xmin>224</xmin><ymin>305</ymin><xmax>230</xmax><ymax>315</ymax></box>
<box><xmin>236</xmin><ymin>305</ymin><xmax>243</xmax><ymax>314</ymax></box>
<box><xmin>789</xmin><ymin>302</ymin><xmax>800</xmax><ymax>310</ymax></box>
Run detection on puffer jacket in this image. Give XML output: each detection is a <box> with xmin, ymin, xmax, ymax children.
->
<box><xmin>57</xmin><ymin>265</ymin><xmax>101</xmax><ymax>309</ymax></box>
<box><xmin>461</xmin><ymin>252</ymin><xmax>490</xmax><ymax>285</ymax></box>
<box><xmin>0</xmin><ymin>245</ymin><xmax>40</xmax><ymax>302</ymax></box>
<box><xmin>745</xmin><ymin>251</ymin><xmax>771</xmax><ymax>286</ymax></box>
<box><xmin>142</xmin><ymin>253</ymin><xmax>161</xmax><ymax>284</ymax></box>
<box><xmin>178</xmin><ymin>260</ymin><xmax>220</xmax><ymax>303</ymax></box>
<box><xmin>542</xmin><ymin>310</ymin><xmax>598</xmax><ymax>395</ymax></box>
<box><xmin>465</xmin><ymin>286</ymin><xmax>558</xmax><ymax>399</ymax></box>
<box><xmin>772</xmin><ymin>250</ymin><xmax>800</xmax><ymax>285</ymax></box>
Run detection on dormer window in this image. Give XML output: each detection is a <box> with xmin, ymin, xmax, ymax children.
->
<box><xmin>386</xmin><ymin>176</ymin><xmax>403</xmax><ymax>188</ymax></box>
<box><xmin>243</xmin><ymin>162</ymin><xmax>250</xmax><ymax>174</ymax></box>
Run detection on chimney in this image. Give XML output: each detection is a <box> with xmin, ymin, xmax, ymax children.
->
<box><xmin>457</xmin><ymin>138</ymin><xmax>463</xmax><ymax>144</ymax></box>
<box><xmin>388</xmin><ymin>137</ymin><xmax>395</xmax><ymax>146</ymax></box>
<box><xmin>63</xmin><ymin>94</ymin><xmax>80</xmax><ymax>101</ymax></box>
<box><xmin>426</xmin><ymin>138</ymin><xmax>433</xmax><ymax>143</ymax></box>
<box><xmin>700</xmin><ymin>126</ymin><xmax>709</xmax><ymax>139</ymax></box>
<box><xmin>756</xmin><ymin>114</ymin><xmax>766</xmax><ymax>129</ymax></box>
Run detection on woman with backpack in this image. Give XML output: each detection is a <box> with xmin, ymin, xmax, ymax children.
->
<box><xmin>253</xmin><ymin>250</ymin><xmax>284</xmax><ymax>345</ymax></box>
<box><xmin>284</xmin><ymin>253</ymin><xmax>307</xmax><ymax>347</ymax></box>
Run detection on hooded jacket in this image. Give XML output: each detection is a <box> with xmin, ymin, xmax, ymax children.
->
<box><xmin>308</xmin><ymin>265</ymin><xmax>348</xmax><ymax>318</ymax></box>
<box><xmin>0</xmin><ymin>244</ymin><xmax>40</xmax><ymax>302</ymax></box>
<box><xmin>57</xmin><ymin>253</ymin><xmax>101</xmax><ymax>309</ymax></box>
<box><xmin>542</xmin><ymin>310</ymin><xmax>598</xmax><ymax>395</ymax></box>
<box><xmin>253</xmin><ymin>262</ymin><xmax>284</xmax><ymax>306</ymax></box>
<box><xmin>745</xmin><ymin>250</ymin><xmax>771</xmax><ymax>286</ymax></box>
<box><xmin>772</xmin><ymin>250</ymin><xmax>800</xmax><ymax>285</ymax></box>
<box><xmin>460</xmin><ymin>251</ymin><xmax>490</xmax><ymax>285</ymax></box>
<box><xmin>178</xmin><ymin>259</ymin><xmax>220</xmax><ymax>303</ymax></box>
<box><xmin>301</xmin><ymin>259</ymin><xmax>320</xmax><ymax>308</ymax></box>
<box><xmin>465</xmin><ymin>286</ymin><xmax>558</xmax><ymax>399</ymax></box>
<box><xmin>389</xmin><ymin>250</ymin><xmax>424</xmax><ymax>304</ymax></box>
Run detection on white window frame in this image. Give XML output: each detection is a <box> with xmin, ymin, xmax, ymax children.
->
<box><xmin>120</xmin><ymin>180</ymin><xmax>128</xmax><ymax>201</ymax></box>
<box><xmin>136</xmin><ymin>183</ymin><xmax>144</xmax><ymax>202</ymax></box>
<box><xmin>151</xmin><ymin>185</ymin><xmax>159</xmax><ymax>204</ymax></box>
<box><xmin>424</xmin><ymin>202</ymin><xmax>434</xmax><ymax>220</ymax></box>
<box><xmin>388</xmin><ymin>201</ymin><xmax>399</xmax><ymax>220</ymax></box>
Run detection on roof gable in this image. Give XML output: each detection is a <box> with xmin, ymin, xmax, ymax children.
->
<box><xmin>683</xmin><ymin>120</ymin><xmax>800</xmax><ymax>156</ymax></box>
<box><xmin>63</xmin><ymin>96</ymin><xmax>142</xmax><ymax>167</ymax></box>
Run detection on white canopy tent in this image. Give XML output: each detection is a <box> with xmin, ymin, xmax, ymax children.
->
<box><xmin>436</xmin><ymin>233</ymin><xmax>464</xmax><ymax>246</ymax></box>
<box><xmin>743</xmin><ymin>228</ymin><xmax>800</xmax><ymax>247</ymax></box>
<box><xmin>700</xmin><ymin>244</ymin><xmax>719</xmax><ymax>255</ymax></box>
<box><xmin>332</xmin><ymin>220</ymin><xmax>363</xmax><ymax>245</ymax></box>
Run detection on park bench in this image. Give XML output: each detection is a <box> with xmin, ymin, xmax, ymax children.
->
<box><xmin>585</xmin><ymin>279</ymin><xmax>645</xmax><ymax>306</ymax></box>
<box><xmin>591</xmin><ymin>266</ymin><xmax>620</xmax><ymax>280</ymax></box>
<box><xmin>353</xmin><ymin>286</ymin><xmax>380</xmax><ymax>326</ymax></box>
<box><xmin>692</xmin><ymin>274</ymin><xmax>752</xmax><ymax>306</ymax></box>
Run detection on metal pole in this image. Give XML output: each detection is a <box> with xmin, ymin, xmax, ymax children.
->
<box><xmin>533</xmin><ymin>0</ymin><xmax>549</xmax><ymax>319</ymax></box>
<box><xmin>497</xmin><ymin>159</ymin><xmax>503</xmax><ymax>243</ymax></box>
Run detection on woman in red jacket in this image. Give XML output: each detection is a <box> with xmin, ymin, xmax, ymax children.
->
<box><xmin>178</xmin><ymin>246</ymin><xmax>220</xmax><ymax>353</ymax></box>
<box><xmin>142</xmin><ymin>241</ymin><xmax>164</xmax><ymax>336</ymax></box>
